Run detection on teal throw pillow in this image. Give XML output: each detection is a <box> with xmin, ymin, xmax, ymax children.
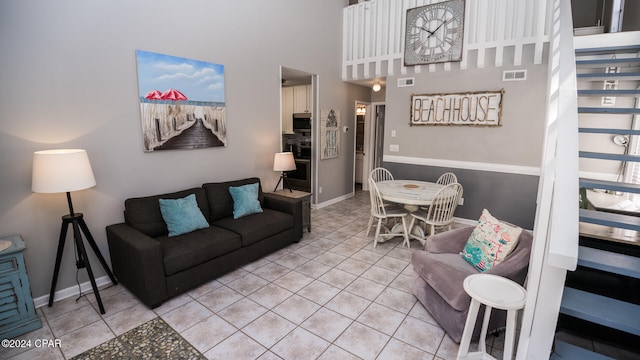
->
<box><xmin>159</xmin><ymin>194</ymin><xmax>209</xmax><ymax>237</ymax></box>
<box><xmin>229</xmin><ymin>183</ymin><xmax>263</xmax><ymax>219</ymax></box>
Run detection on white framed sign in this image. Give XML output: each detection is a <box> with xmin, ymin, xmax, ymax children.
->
<box><xmin>410</xmin><ymin>90</ymin><xmax>504</xmax><ymax>126</ymax></box>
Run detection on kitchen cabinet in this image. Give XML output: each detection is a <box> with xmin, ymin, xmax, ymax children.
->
<box><xmin>282</xmin><ymin>84</ymin><xmax>311</xmax><ymax>133</ymax></box>
<box><xmin>0</xmin><ymin>235</ymin><xmax>42</xmax><ymax>339</ymax></box>
<box><xmin>293</xmin><ymin>85</ymin><xmax>311</xmax><ymax>113</ymax></box>
<box><xmin>281</xmin><ymin>87</ymin><xmax>294</xmax><ymax>133</ymax></box>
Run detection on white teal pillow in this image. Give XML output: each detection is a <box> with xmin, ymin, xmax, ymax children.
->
<box><xmin>229</xmin><ymin>183</ymin><xmax>263</xmax><ymax>219</ymax></box>
<box><xmin>159</xmin><ymin>194</ymin><xmax>209</xmax><ymax>237</ymax></box>
<box><xmin>461</xmin><ymin>209</ymin><xmax>522</xmax><ymax>272</ymax></box>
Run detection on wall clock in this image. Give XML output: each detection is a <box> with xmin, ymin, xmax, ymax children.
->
<box><xmin>404</xmin><ymin>0</ymin><xmax>465</xmax><ymax>66</ymax></box>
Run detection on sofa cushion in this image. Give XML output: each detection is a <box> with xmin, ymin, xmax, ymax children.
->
<box><xmin>229</xmin><ymin>183</ymin><xmax>263</xmax><ymax>219</ymax></box>
<box><xmin>159</xmin><ymin>194</ymin><xmax>210</xmax><ymax>236</ymax></box>
<box><xmin>461</xmin><ymin>209</ymin><xmax>522</xmax><ymax>272</ymax></box>
<box><xmin>213</xmin><ymin>208</ymin><xmax>293</xmax><ymax>247</ymax></box>
<box><xmin>125</xmin><ymin>188</ymin><xmax>210</xmax><ymax>238</ymax></box>
<box><xmin>412</xmin><ymin>251</ymin><xmax>478</xmax><ymax>311</ymax></box>
<box><xmin>203</xmin><ymin>178</ymin><xmax>264</xmax><ymax>222</ymax></box>
<box><xmin>159</xmin><ymin>226</ymin><xmax>242</xmax><ymax>276</ymax></box>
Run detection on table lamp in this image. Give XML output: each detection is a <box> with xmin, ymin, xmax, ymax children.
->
<box><xmin>32</xmin><ymin>149</ymin><xmax>117</xmax><ymax>314</ymax></box>
<box><xmin>273</xmin><ymin>152</ymin><xmax>296</xmax><ymax>192</ymax></box>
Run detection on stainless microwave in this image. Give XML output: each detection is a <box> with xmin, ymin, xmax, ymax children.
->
<box><xmin>292</xmin><ymin>113</ymin><xmax>312</xmax><ymax>131</ymax></box>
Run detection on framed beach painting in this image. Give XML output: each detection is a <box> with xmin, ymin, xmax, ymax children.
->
<box><xmin>135</xmin><ymin>50</ymin><xmax>227</xmax><ymax>152</ymax></box>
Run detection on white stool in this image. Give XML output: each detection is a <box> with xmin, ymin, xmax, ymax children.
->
<box><xmin>457</xmin><ymin>274</ymin><xmax>527</xmax><ymax>360</ymax></box>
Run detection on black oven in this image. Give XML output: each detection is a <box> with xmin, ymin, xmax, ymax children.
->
<box><xmin>287</xmin><ymin>159</ymin><xmax>311</xmax><ymax>192</ymax></box>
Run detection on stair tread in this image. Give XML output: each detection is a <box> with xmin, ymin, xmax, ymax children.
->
<box><xmin>579</xmin><ymin>151</ymin><xmax>640</xmax><ymax>162</ymax></box>
<box><xmin>578</xmin><ymin>107</ymin><xmax>640</xmax><ymax>114</ymax></box>
<box><xmin>579</xmin><ymin>178</ymin><xmax>640</xmax><ymax>194</ymax></box>
<box><xmin>560</xmin><ymin>287</ymin><xmax>640</xmax><ymax>336</ymax></box>
<box><xmin>550</xmin><ymin>340</ymin><xmax>614</xmax><ymax>360</ymax></box>
<box><xmin>579</xmin><ymin>208</ymin><xmax>640</xmax><ymax>231</ymax></box>
<box><xmin>577</xmin><ymin>72</ymin><xmax>640</xmax><ymax>81</ymax></box>
<box><xmin>575</xmin><ymin>45</ymin><xmax>640</xmax><ymax>54</ymax></box>
<box><xmin>578</xmin><ymin>246</ymin><xmax>640</xmax><ymax>279</ymax></box>
<box><xmin>578</xmin><ymin>128</ymin><xmax>640</xmax><ymax>135</ymax></box>
<box><xmin>576</xmin><ymin>57</ymin><xmax>640</xmax><ymax>67</ymax></box>
<box><xmin>578</xmin><ymin>89</ymin><xmax>640</xmax><ymax>96</ymax></box>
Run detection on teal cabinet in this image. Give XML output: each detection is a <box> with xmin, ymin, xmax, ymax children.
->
<box><xmin>0</xmin><ymin>235</ymin><xmax>42</xmax><ymax>339</ymax></box>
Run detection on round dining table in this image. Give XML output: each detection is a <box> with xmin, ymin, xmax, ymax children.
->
<box><xmin>375</xmin><ymin>180</ymin><xmax>448</xmax><ymax>211</ymax></box>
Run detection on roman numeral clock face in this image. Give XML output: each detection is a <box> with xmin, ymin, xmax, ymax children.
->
<box><xmin>404</xmin><ymin>0</ymin><xmax>464</xmax><ymax>65</ymax></box>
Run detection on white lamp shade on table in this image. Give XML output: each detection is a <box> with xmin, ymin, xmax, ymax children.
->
<box><xmin>273</xmin><ymin>152</ymin><xmax>296</xmax><ymax>172</ymax></box>
<box><xmin>32</xmin><ymin>149</ymin><xmax>96</xmax><ymax>193</ymax></box>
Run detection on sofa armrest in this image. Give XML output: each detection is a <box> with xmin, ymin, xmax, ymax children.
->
<box><xmin>485</xmin><ymin>230</ymin><xmax>533</xmax><ymax>285</ymax></box>
<box><xmin>263</xmin><ymin>193</ymin><xmax>303</xmax><ymax>240</ymax></box>
<box><xmin>106</xmin><ymin>223</ymin><xmax>168</xmax><ymax>308</ymax></box>
<box><xmin>425</xmin><ymin>226</ymin><xmax>474</xmax><ymax>254</ymax></box>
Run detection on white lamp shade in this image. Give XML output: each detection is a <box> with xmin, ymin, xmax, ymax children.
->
<box><xmin>273</xmin><ymin>152</ymin><xmax>296</xmax><ymax>172</ymax></box>
<box><xmin>32</xmin><ymin>149</ymin><xmax>97</xmax><ymax>193</ymax></box>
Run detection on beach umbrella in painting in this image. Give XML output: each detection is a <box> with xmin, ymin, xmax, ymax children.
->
<box><xmin>144</xmin><ymin>89</ymin><xmax>163</xmax><ymax>100</ymax></box>
<box><xmin>161</xmin><ymin>88</ymin><xmax>188</xmax><ymax>101</ymax></box>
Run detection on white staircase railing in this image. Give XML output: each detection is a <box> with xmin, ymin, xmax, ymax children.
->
<box><xmin>342</xmin><ymin>0</ymin><xmax>552</xmax><ymax>80</ymax></box>
<box><xmin>517</xmin><ymin>0</ymin><xmax>579</xmax><ymax>357</ymax></box>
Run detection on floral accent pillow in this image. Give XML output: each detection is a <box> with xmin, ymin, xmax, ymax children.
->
<box><xmin>461</xmin><ymin>209</ymin><xmax>522</xmax><ymax>272</ymax></box>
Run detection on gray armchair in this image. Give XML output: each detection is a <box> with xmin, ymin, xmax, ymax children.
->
<box><xmin>411</xmin><ymin>225</ymin><xmax>533</xmax><ymax>343</ymax></box>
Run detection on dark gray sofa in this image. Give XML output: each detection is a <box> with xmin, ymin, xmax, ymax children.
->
<box><xmin>106</xmin><ymin>177</ymin><xmax>302</xmax><ymax>308</ymax></box>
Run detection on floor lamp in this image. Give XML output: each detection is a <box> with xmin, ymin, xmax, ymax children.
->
<box><xmin>32</xmin><ymin>149</ymin><xmax>117</xmax><ymax>314</ymax></box>
<box><xmin>273</xmin><ymin>152</ymin><xmax>296</xmax><ymax>192</ymax></box>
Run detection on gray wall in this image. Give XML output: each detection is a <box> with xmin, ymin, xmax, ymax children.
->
<box><xmin>0</xmin><ymin>0</ymin><xmax>362</xmax><ymax>300</ymax></box>
<box><xmin>384</xmin><ymin>163</ymin><xmax>539</xmax><ymax>229</ymax></box>
<box><xmin>316</xmin><ymin>84</ymin><xmax>371</xmax><ymax>203</ymax></box>
<box><xmin>380</xmin><ymin>45</ymin><xmax>548</xmax><ymax>228</ymax></box>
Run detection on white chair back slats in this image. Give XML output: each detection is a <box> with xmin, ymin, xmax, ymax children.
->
<box><xmin>427</xmin><ymin>183</ymin><xmax>463</xmax><ymax>226</ymax></box>
<box><xmin>369</xmin><ymin>178</ymin><xmax>387</xmax><ymax>217</ymax></box>
<box><xmin>366</xmin><ymin>177</ymin><xmax>410</xmax><ymax>248</ymax></box>
<box><xmin>370</xmin><ymin>167</ymin><xmax>394</xmax><ymax>183</ymax></box>
<box><xmin>436</xmin><ymin>172</ymin><xmax>458</xmax><ymax>185</ymax></box>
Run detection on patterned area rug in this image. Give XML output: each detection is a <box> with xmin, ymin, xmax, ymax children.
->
<box><xmin>71</xmin><ymin>318</ymin><xmax>205</xmax><ymax>359</ymax></box>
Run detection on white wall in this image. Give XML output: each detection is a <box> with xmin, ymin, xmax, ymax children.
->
<box><xmin>0</xmin><ymin>0</ymin><xmax>363</xmax><ymax>300</ymax></box>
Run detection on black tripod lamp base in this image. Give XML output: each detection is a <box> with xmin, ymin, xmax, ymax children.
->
<box><xmin>49</xmin><ymin>212</ymin><xmax>117</xmax><ymax>315</ymax></box>
<box><xmin>274</xmin><ymin>172</ymin><xmax>293</xmax><ymax>192</ymax></box>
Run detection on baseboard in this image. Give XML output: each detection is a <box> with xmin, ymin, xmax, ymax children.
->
<box><xmin>314</xmin><ymin>192</ymin><xmax>355</xmax><ymax>209</ymax></box>
<box><xmin>33</xmin><ymin>275</ymin><xmax>114</xmax><ymax>309</ymax></box>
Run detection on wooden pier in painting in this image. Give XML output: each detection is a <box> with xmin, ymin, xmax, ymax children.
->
<box><xmin>154</xmin><ymin>118</ymin><xmax>224</xmax><ymax>150</ymax></box>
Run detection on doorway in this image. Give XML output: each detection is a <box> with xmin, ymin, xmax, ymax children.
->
<box><xmin>280</xmin><ymin>67</ymin><xmax>316</xmax><ymax>199</ymax></box>
<box><xmin>355</xmin><ymin>102</ymin><xmax>386</xmax><ymax>192</ymax></box>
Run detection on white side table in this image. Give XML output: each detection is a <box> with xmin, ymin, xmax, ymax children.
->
<box><xmin>457</xmin><ymin>274</ymin><xmax>527</xmax><ymax>360</ymax></box>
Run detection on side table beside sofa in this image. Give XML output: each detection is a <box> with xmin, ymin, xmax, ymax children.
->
<box><xmin>0</xmin><ymin>235</ymin><xmax>42</xmax><ymax>339</ymax></box>
<box><xmin>271</xmin><ymin>189</ymin><xmax>312</xmax><ymax>232</ymax></box>
<box><xmin>106</xmin><ymin>177</ymin><xmax>303</xmax><ymax>308</ymax></box>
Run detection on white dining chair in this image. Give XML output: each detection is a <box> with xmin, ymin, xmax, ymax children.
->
<box><xmin>409</xmin><ymin>182</ymin><xmax>463</xmax><ymax>244</ymax></box>
<box><xmin>366</xmin><ymin>178</ymin><xmax>410</xmax><ymax>248</ymax></box>
<box><xmin>436</xmin><ymin>172</ymin><xmax>458</xmax><ymax>185</ymax></box>
<box><xmin>369</xmin><ymin>167</ymin><xmax>394</xmax><ymax>183</ymax></box>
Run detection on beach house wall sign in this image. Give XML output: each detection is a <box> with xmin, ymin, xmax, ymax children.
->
<box><xmin>410</xmin><ymin>90</ymin><xmax>504</xmax><ymax>126</ymax></box>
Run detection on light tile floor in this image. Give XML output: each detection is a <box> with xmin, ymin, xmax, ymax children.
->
<box><xmin>2</xmin><ymin>189</ymin><xmax>636</xmax><ymax>359</ymax></box>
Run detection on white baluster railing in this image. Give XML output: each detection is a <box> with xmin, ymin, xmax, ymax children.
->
<box><xmin>342</xmin><ymin>0</ymin><xmax>552</xmax><ymax>80</ymax></box>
